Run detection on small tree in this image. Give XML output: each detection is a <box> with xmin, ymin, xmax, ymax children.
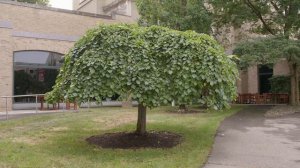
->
<box><xmin>46</xmin><ymin>24</ymin><xmax>238</xmax><ymax>135</ymax></box>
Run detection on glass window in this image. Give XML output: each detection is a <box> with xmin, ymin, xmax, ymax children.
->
<box><xmin>14</xmin><ymin>51</ymin><xmax>63</xmax><ymax>103</ymax></box>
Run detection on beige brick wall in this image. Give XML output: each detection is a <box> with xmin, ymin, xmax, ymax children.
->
<box><xmin>12</xmin><ymin>37</ymin><xmax>74</xmax><ymax>54</ymax></box>
<box><xmin>115</xmin><ymin>14</ymin><xmax>138</xmax><ymax>23</ymax></box>
<box><xmin>131</xmin><ymin>1</ymin><xmax>140</xmax><ymax>21</ymax></box>
<box><xmin>237</xmin><ymin>70</ymin><xmax>248</xmax><ymax>94</ymax></box>
<box><xmin>0</xmin><ymin>28</ymin><xmax>14</xmax><ymax>110</ymax></box>
<box><xmin>76</xmin><ymin>0</ymin><xmax>98</xmax><ymax>14</ymax></box>
<box><xmin>236</xmin><ymin>73</ymin><xmax>242</xmax><ymax>94</ymax></box>
<box><xmin>0</xmin><ymin>2</ymin><xmax>120</xmax><ymax>111</ymax></box>
<box><xmin>274</xmin><ymin>59</ymin><xmax>290</xmax><ymax>76</ymax></box>
<box><xmin>73</xmin><ymin>0</ymin><xmax>140</xmax><ymax>23</ymax></box>
<box><xmin>247</xmin><ymin>65</ymin><xmax>259</xmax><ymax>94</ymax></box>
<box><xmin>0</xmin><ymin>3</ymin><xmax>116</xmax><ymax>36</ymax></box>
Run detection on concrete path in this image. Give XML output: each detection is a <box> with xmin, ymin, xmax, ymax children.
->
<box><xmin>0</xmin><ymin>110</ymin><xmax>76</xmax><ymax>121</ymax></box>
<box><xmin>204</xmin><ymin>106</ymin><xmax>300</xmax><ymax>168</ymax></box>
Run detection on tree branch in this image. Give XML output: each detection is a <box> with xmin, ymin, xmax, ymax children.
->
<box><xmin>269</xmin><ymin>0</ymin><xmax>284</xmax><ymax>17</ymax></box>
<box><xmin>243</xmin><ymin>0</ymin><xmax>275</xmax><ymax>35</ymax></box>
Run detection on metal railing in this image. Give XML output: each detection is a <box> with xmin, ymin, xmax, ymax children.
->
<box><xmin>1</xmin><ymin>94</ymin><xmax>45</xmax><ymax>120</ymax></box>
<box><xmin>235</xmin><ymin>93</ymin><xmax>289</xmax><ymax>104</ymax></box>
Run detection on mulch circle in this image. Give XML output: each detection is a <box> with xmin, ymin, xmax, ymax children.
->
<box><xmin>86</xmin><ymin>131</ymin><xmax>182</xmax><ymax>149</ymax></box>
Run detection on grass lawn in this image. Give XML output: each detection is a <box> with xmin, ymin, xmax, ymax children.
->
<box><xmin>0</xmin><ymin>105</ymin><xmax>242</xmax><ymax>168</ymax></box>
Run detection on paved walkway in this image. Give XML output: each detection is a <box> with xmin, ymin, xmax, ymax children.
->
<box><xmin>0</xmin><ymin>110</ymin><xmax>76</xmax><ymax>121</ymax></box>
<box><xmin>204</xmin><ymin>106</ymin><xmax>300</xmax><ymax>168</ymax></box>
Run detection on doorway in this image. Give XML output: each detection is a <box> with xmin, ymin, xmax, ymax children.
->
<box><xmin>258</xmin><ymin>65</ymin><xmax>273</xmax><ymax>94</ymax></box>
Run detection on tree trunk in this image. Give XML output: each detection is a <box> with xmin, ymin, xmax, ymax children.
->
<box><xmin>290</xmin><ymin>76</ymin><xmax>296</xmax><ymax>105</ymax></box>
<box><xmin>289</xmin><ymin>63</ymin><xmax>296</xmax><ymax>105</ymax></box>
<box><xmin>296</xmin><ymin>65</ymin><xmax>299</xmax><ymax>105</ymax></box>
<box><xmin>178</xmin><ymin>104</ymin><xmax>188</xmax><ymax>113</ymax></box>
<box><xmin>136</xmin><ymin>103</ymin><xmax>147</xmax><ymax>135</ymax></box>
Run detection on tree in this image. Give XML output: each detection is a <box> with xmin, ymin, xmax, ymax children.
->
<box><xmin>46</xmin><ymin>24</ymin><xmax>238</xmax><ymax>135</ymax></box>
<box><xmin>136</xmin><ymin>0</ymin><xmax>212</xmax><ymax>34</ymax></box>
<box><xmin>234</xmin><ymin>37</ymin><xmax>300</xmax><ymax>105</ymax></box>
<box><xmin>209</xmin><ymin>0</ymin><xmax>300</xmax><ymax>104</ymax></box>
<box><xmin>209</xmin><ymin>0</ymin><xmax>300</xmax><ymax>38</ymax></box>
<box><xmin>136</xmin><ymin>0</ymin><xmax>213</xmax><ymax>110</ymax></box>
<box><xmin>16</xmin><ymin>0</ymin><xmax>49</xmax><ymax>5</ymax></box>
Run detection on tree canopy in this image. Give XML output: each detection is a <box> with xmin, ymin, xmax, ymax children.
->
<box><xmin>47</xmin><ymin>24</ymin><xmax>237</xmax><ymax>109</ymax></box>
<box><xmin>46</xmin><ymin>24</ymin><xmax>238</xmax><ymax>134</ymax></box>
<box><xmin>233</xmin><ymin>37</ymin><xmax>300</xmax><ymax>69</ymax></box>
<box><xmin>136</xmin><ymin>0</ymin><xmax>300</xmax><ymax>49</ymax></box>
<box><xmin>209</xmin><ymin>0</ymin><xmax>300</xmax><ymax>38</ymax></box>
<box><xmin>136</xmin><ymin>0</ymin><xmax>212</xmax><ymax>34</ymax></box>
<box><xmin>17</xmin><ymin>0</ymin><xmax>49</xmax><ymax>5</ymax></box>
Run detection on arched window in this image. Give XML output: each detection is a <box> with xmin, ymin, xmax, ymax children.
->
<box><xmin>14</xmin><ymin>51</ymin><xmax>63</xmax><ymax>102</ymax></box>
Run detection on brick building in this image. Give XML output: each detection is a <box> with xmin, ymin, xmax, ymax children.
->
<box><xmin>215</xmin><ymin>25</ymin><xmax>291</xmax><ymax>97</ymax></box>
<box><xmin>0</xmin><ymin>0</ymin><xmax>137</xmax><ymax>110</ymax></box>
<box><xmin>73</xmin><ymin>0</ymin><xmax>139</xmax><ymax>23</ymax></box>
<box><xmin>237</xmin><ymin>61</ymin><xmax>290</xmax><ymax>95</ymax></box>
<box><xmin>0</xmin><ymin>0</ymin><xmax>291</xmax><ymax>111</ymax></box>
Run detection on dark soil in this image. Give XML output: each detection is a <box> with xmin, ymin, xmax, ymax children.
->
<box><xmin>86</xmin><ymin>131</ymin><xmax>182</xmax><ymax>149</ymax></box>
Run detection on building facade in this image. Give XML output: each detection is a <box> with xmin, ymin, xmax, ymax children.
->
<box><xmin>0</xmin><ymin>0</ymin><xmax>291</xmax><ymax>111</ymax></box>
<box><xmin>214</xmin><ymin>24</ymin><xmax>291</xmax><ymax>96</ymax></box>
<box><xmin>73</xmin><ymin>0</ymin><xmax>139</xmax><ymax>23</ymax></box>
<box><xmin>0</xmin><ymin>0</ymin><xmax>133</xmax><ymax>111</ymax></box>
<box><xmin>237</xmin><ymin>61</ymin><xmax>290</xmax><ymax>94</ymax></box>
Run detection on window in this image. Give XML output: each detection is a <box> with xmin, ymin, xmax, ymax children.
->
<box><xmin>14</xmin><ymin>51</ymin><xmax>63</xmax><ymax>102</ymax></box>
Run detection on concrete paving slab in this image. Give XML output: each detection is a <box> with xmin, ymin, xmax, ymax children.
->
<box><xmin>204</xmin><ymin>106</ymin><xmax>300</xmax><ymax>168</ymax></box>
<box><xmin>0</xmin><ymin>110</ymin><xmax>76</xmax><ymax>121</ymax></box>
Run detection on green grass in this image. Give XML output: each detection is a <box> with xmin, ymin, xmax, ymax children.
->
<box><xmin>0</xmin><ymin>105</ymin><xmax>243</xmax><ymax>168</ymax></box>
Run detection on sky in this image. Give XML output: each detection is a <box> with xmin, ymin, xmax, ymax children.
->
<box><xmin>49</xmin><ymin>0</ymin><xmax>73</xmax><ymax>10</ymax></box>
